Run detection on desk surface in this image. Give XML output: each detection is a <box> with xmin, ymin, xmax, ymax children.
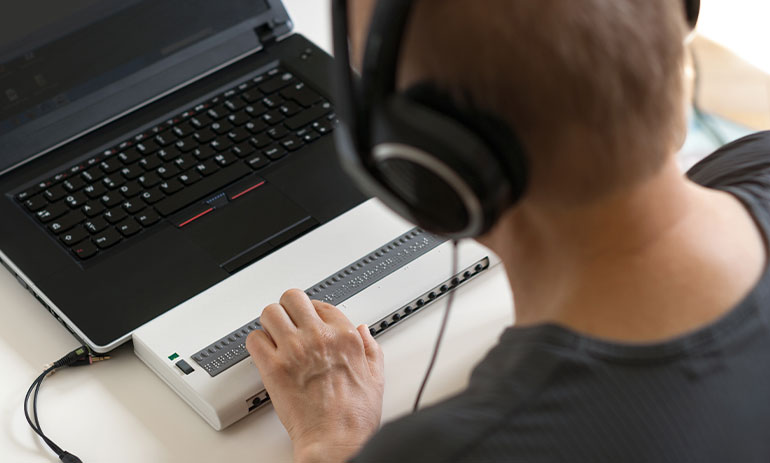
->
<box><xmin>2</xmin><ymin>1</ymin><xmax>767</xmax><ymax>462</ymax></box>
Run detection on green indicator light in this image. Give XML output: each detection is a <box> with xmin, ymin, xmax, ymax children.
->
<box><xmin>168</xmin><ymin>353</ymin><xmax>179</xmax><ymax>361</ymax></box>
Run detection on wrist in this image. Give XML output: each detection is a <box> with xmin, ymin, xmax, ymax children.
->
<box><xmin>294</xmin><ymin>439</ymin><xmax>362</xmax><ymax>463</ymax></box>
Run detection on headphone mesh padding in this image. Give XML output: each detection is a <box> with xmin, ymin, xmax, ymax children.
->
<box><xmin>378</xmin><ymin>158</ymin><xmax>469</xmax><ymax>233</ymax></box>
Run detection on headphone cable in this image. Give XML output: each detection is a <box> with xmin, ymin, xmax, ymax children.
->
<box><xmin>413</xmin><ymin>239</ymin><xmax>460</xmax><ymax>412</ymax></box>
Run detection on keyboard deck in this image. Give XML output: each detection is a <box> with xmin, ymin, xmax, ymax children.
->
<box><xmin>14</xmin><ymin>66</ymin><xmax>337</xmax><ymax>261</ymax></box>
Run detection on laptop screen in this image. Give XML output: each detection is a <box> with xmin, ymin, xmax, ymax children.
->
<box><xmin>0</xmin><ymin>0</ymin><xmax>274</xmax><ymax>175</ymax></box>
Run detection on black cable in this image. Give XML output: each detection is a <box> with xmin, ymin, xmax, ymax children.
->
<box><xmin>413</xmin><ymin>240</ymin><xmax>460</xmax><ymax>412</ymax></box>
<box><xmin>23</xmin><ymin>346</ymin><xmax>111</xmax><ymax>463</ymax></box>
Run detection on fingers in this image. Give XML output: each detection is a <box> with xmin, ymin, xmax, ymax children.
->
<box><xmin>357</xmin><ymin>324</ymin><xmax>385</xmax><ymax>380</ymax></box>
<box><xmin>279</xmin><ymin>289</ymin><xmax>322</xmax><ymax>327</ymax></box>
<box><xmin>260</xmin><ymin>302</ymin><xmax>296</xmax><ymax>342</ymax></box>
<box><xmin>246</xmin><ymin>329</ymin><xmax>275</xmax><ymax>370</ymax></box>
<box><xmin>311</xmin><ymin>300</ymin><xmax>353</xmax><ymax>327</ymax></box>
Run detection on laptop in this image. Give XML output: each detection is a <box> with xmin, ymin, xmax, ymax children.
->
<box><xmin>0</xmin><ymin>0</ymin><xmax>495</xmax><ymax>429</ymax></box>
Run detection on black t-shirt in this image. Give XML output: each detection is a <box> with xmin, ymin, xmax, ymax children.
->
<box><xmin>353</xmin><ymin>132</ymin><xmax>770</xmax><ymax>463</ymax></box>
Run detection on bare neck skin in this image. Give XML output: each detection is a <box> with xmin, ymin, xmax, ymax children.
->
<box><xmin>480</xmin><ymin>157</ymin><xmax>767</xmax><ymax>342</ymax></box>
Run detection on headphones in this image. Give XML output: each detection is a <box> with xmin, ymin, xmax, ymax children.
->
<box><xmin>332</xmin><ymin>0</ymin><xmax>701</xmax><ymax>239</ymax></box>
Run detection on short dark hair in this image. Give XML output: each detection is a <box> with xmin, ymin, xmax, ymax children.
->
<box><xmin>398</xmin><ymin>0</ymin><xmax>689</xmax><ymax>204</ymax></box>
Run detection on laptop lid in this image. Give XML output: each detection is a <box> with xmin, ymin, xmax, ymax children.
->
<box><xmin>0</xmin><ymin>0</ymin><xmax>291</xmax><ymax>177</ymax></box>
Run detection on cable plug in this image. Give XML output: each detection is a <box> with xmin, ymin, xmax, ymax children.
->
<box><xmin>45</xmin><ymin>347</ymin><xmax>111</xmax><ymax>375</ymax></box>
<box><xmin>59</xmin><ymin>451</ymin><xmax>83</xmax><ymax>463</ymax></box>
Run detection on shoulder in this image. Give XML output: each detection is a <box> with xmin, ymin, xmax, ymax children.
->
<box><xmin>687</xmin><ymin>131</ymin><xmax>770</xmax><ymax>188</ymax></box>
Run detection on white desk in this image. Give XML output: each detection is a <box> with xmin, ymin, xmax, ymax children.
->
<box><xmin>0</xmin><ymin>2</ymin><xmax>514</xmax><ymax>461</ymax></box>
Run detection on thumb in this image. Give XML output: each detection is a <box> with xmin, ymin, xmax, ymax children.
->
<box><xmin>357</xmin><ymin>324</ymin><xmax>384</xmax><ymax>380</ymax></box>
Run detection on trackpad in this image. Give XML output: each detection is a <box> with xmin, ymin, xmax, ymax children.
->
<box><xmin>183</xmin><ymin>183</ymin><xmax>311</xmax><ymax>266</ymax></box>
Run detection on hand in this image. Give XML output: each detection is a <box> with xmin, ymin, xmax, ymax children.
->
<box><xmin>246</xmin><ymin>289</ymin><xmax>385</xmax><ymax>463</ymax></box>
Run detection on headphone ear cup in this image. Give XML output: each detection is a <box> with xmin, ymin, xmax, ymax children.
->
<box><xmin>367</xmin><ymin>86</ymin><xmax>527</xmax><ymax>237</ymax></box>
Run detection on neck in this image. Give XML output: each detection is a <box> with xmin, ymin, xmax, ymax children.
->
<box><xmin>485</xmin><ymin>158</ymin><xmax>765</xmax><ymax>342</ymax></box>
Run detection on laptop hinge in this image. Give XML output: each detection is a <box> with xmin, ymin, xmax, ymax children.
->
<box><xmin>255</xmin><ymin>19</ymin><xmax>291</xmax><ymax>45</ymax></box>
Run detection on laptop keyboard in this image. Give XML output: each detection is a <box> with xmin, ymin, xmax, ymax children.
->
<box><xmin>13</xmin><ymin>66</ymin><xmax>337</xmax><ymax>261</ymax></box>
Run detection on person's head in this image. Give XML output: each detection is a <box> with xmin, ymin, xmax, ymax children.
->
<box><xmin>348</xmin><ymin>0</ymin><xmax>691</xmax><ymax>211</ymax></box>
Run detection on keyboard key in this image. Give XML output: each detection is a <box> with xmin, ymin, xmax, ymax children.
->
<box><xmin>190</xmin><ymin>114</ymin><xmax>212</xmax><ymax>129</ymax></box>
<box><xmin>262</xmin><ymin>109</ymin><xmax>285</xmax><ymax>125</ymax></box>
<box><xmin>246</xmin><ymin>154</ymin><xmax>270</xmax><ymax>170</ymax></box>
<box><xmin>231</xmin><ymin>143</ymin><xmax>255</xmax><ymax>159</ymax></box>
<box><xmin>245</xmin><ymin>120</ymin><xmax>268</xmax><ymax>134</ymax></box>
<box><xmin>173</xmin><ymin>122</ymin><xmax>195</xmax><ymax>138</ymax></box>
<box><xmin>249</xmin><ymin>135</ymin><xmax>272</xmax><ymax>149</ymax></box>
<box><xmin>100</xmin><ymin>192</ymin><xmax>123</xmax><ymax>208</ymax></box>
<box><xmin>267</xmin><ymin>126</ymin><xmax>289</xmax><ymax>140</ymax></box>
<box><xmin>138</xmin><ymin>172</ymin><xmax>161</xmax><ymax>188</ymax></box>
<box><xmin>61</xmin><ymin>226</ymin><xmax>88</xmax><ymax>246</ymax></box>
<box><xmin>155</xmin><ymin>131</ymin><xmax>177</xmax><ymax>147</ymax></box>
<box><xmin>245</xmin><ymin>102</ymin><xmax>269</xmax><ymax>117</ymax></box>
<box><xmin>159</xmin><ymin>179</ymin><xmax>183</xmax><ymax>195</ymax></box>
<box><xmin>156</xmin><ymin>147</ymin><xmax>181</xmax><ymax>162</ymax></box>
<box><xmin>136</xmin><ymin>140</ymin><xmax>159</xmax><ymax>155</ymax></box>
<box><xmin>241</xmin><ymin>89</ymin><xmax>263</xmax><ymax>103</ymax></box>
<box><xmin>211</xmin><ymin>121</ymin><xmax>233</xmax><ymax>135</ymax></box>
<box><xmin>102</xmin><ymin>175</ymin><xmax>126</xmax><ymax>190</ymax></box>
<box><xmin>116</xmin><ymin>219</ymin><xmax>142</xmax><ymax>237</ymax></box>
<box><xmin>139</xmin><ymin>155</ymin><xmax>162</xmax><ymax>171</ymax></box>
<box><xmin>36</xmin><ymin>202</ymin><xmax>68</xmax><ymax>223</ymax></box>
<box><xmin>264</xmin><ymin>145</ymin><xmax>287</xmax><ymax>161</ymax></box>
<box><xmin>118</xmin><ymin>181</ymin><xmax>142</xmax><ymax>198</ymax></box>
<box><xmin>259</xmin><ymin>72</ymin><xmax>294</xmax><ymax>94</ymax></box>
<box><xmin>227</xmin><ymin>111</ymin><xmax>250</xmax><ymax>126</ymax></box>
<box><xmin>281</xmin><ymin>136</ymin><xmax>304</xmax><ymax>152</ymax></box>
<box><xmin>82</xmin><ymin>201</ymin><xmax>105</xmax><ymax>218</ymax></box>
<box><xmin>262</xmin><ymin>95</ymin><xmax>284</xmax><ymax>108</ymax></box>
<box><xmin>175</xmin><ymin>136</ymin><xmax>198</xmax><ymax>152</ymax></box>
<box><xmin>174</xmin><ymin>153</ymin><xmax>198</xmax><ymax>171</ymax></box>
<box><xmin>16</xmin><ymin>186</ymin><xmax>41</xmax><ymax>202</ymax></box>
<box><xmin>118</xmin><ymin>149</ymin><xmax>142</xmax><ymax>165</ymax></box>
<box><xmin>224</xmin><ymin>98</ymin><xmax>245</xmax><ymax>112</ymax></box>
<box><xmin>84</xmin><ymin>217</ymin><xmax>109</xmax><ymax>234</ymax></box>
<box><xmin>195</xmin><ymin>160</ymin><xmax>220</xmax><ymax>176</ymax></box>
<box><xmin>24</xmin><ymin>195</ymin><xmax>48</xmax><ymax>212</ymax></box>
<box><xmin>193</xmin><ymin>146</ymin><xmax>217</xmax><ymax>161</ymax></box>
<box><xmin>154</xmin><ymin>162</ymin><xmax>250</xmax><ymax>217</ymax></box>
<box><xmin>195</xmin><ymin>128</ymin><xmax>216</xmax><ymax>144</ymax></box>
<box><xmin>228</xmin><ymin>128</ymin><xmax>251</xmax><ymax>143</ymax></box>
<box><xmin>285</xmin><ymin>103</ymin><xmax>332</xmax><ymax>130</ymax></box>
<box><xmin>84</xmin><ymin>183</ymin><xmax>107</xmax><ymax>199</ymax></box>
<box><xmin>100</xmin><ymin>157</ymin><xmax>123</xmax><ymax>174</ymax></box>
<box><xmin>279</xmin><ymin>101</ymin><xmax>302</xmax><ymax>117</ymax></box>
<box><xmin>43</xmin><ymin>185</ymin><xmax>67</xmax><ymax>202</ymax></box>
<box><xmin>136</xmin><ymin>210</ymin><xmax>160</xmax><ymax>227</ymax></box>
<box><xmin>72</xmin><ymin>241</ymin><xmax>98</xmax><ymax>260</ymax></box>
<box><xmin>210</xmin><ymin>137</ymin><xmax>233</xmax><ymax>152</ymax></box>
<box><xmin>82</xmin><ymin>166</ymin><xmax>105</xmax><ymax>183</ymax></box>
<box><xmin>63</xmin><ymin>177</ymin><xmax>86</xmax><ymax>193</ymax></box>
<box><xmin>214</xmin><ymin>152</ymin><xmax>237</xmax><ymax>167</ymax></box>
<box><xmin>179</xmin><ymin>171</ymin><xmax>202</xmax><ymax>186</ymax></box>
<box><xmin>281</xmin><ymin>83</ymin><xmax>322</xmax><ymax>108</ymax></box>
<box><xmin>122</xmin><ymin>199</ymin><xmax>146</xmax><ymax>215</ymax></box>
<box><xmin>207</xmin><ymin>104</ymin><xmax>229</xmax><ymax>120</ymax></box>
<box><xmin>141</xmin><ymin>187</ymin><xmax>165</xmax><ymax>204</ymax></box>
<box><xmin>104</xmin><ymin>207</ymin><xmax>128</xmax><ymax>224</ymax></box>
<box><xmin>313</xmin><ymin>119</ymin><xmax>335</xmax><ymax>135</ymax></box>
<box><xmin>93</xmin><ymin>229</ymin><xmax>122</xmax><ymax>249</ymax></box>
<box><xmin>63</xmin><ymin>192</ymin><xmax>88</xmax><ymax>209</ymax></box>
<box><xmin>157</xmin><ymin>164</ymin><xmax>181</xmax><ymax>179</ymax></box>
<box><xmin>120</xmin><ymin>164</ymin><xmax>144</xmax><ymax>180</ymax></box>
<box><xmin>48</xmin><ymin>211</ymin><xmax>84</xmax><ymax>234</ymax></box>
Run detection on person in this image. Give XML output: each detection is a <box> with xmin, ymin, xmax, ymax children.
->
<box><xmin>245</xmin><ymin>0</ymin><xmax>770</xmax><ymax>461</ymax></box>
